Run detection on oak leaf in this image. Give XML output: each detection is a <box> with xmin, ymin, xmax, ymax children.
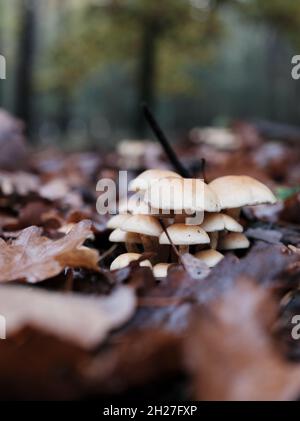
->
<box><xmin>0</xmin><ymin>220</ymin><xmax>99</xmax><ymax>283</ymax></box>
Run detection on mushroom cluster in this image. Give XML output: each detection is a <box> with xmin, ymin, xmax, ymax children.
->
<box><xmin>107</xmin><ymin>170</ymin><xmax>276</xmax><ymax>278</ymax></box>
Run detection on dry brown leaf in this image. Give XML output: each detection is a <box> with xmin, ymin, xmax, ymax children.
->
<box><xmin>80</xmin><ymin>329</ymin><xmax>182</xmax><ymax>396</ymax></box>
<box><xmin>0</xmin><ymin>220</ymin><xmax>99</xmax><ymax>283</ymax></box>
<box><xmin>280</xmin><ymin>193</ymin><xmax>300</xmax><ymax>224</ymax></box>
<box><xmin>39</xmin><ymin>178</ymin><xmax>70</xmax><ymax>200</ymax></box>
<box><xmin>186</xmin><ymin>279</ymin><xmax>300</xmax><ymax>401</ymax></box>
<box><xmin>288</xmin><ymin>245</ymin><xmax>300</xmax><ymax>254</ymax></box>
<box><xmin>181</xmin><ymin>253</ymin><xmax>210</xmax><ymax>280</ymax></box>
<box><xmin>245</xmin><ymin>227</ymin><xmax>283</xmax><ymax>244</ymax></box>
<box><xmin>0</xmin><ymin>284</ymin><xmax>136</xmax><ymax>349</ymax></box>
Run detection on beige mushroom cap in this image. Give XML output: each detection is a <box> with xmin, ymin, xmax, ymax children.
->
<box><xmin>222</xmin><ymin>214</ymin><xmax>243</xmax><ymax>232</ymax></box>
<box><xmin>153</xmin><ymin>263</ymin><xmax>171</xmax><ymax>278</ymax></box>
<box><xmin>209</xmin><ymin>175</ymin><xmax>277</xmax><ymax>209</ymax></box>
<box><xmin>145</xmin><ymin>177</ymin><xmax>220</xmax><ymax>213</ymax></box>
<box><xmin>118</xmin><ymin>197</ymin><xmax>130</xmax><ymax>214</ymax></box>
<box><xmin>218</xmin><ymin>232</ymin><xmax>250</xmax><ymax>250</ymax></box>
<box><xmin>110</xmin><ymin>253</ymin><xmax>152</xmax><ymax>270</ymax></box>
<box><xmin>107</xmin><ymin>214</ymin><xmax>131</xmax><ymax>230</ymax></box>
<box><xmin>127</xmin><ymin>194</ymin><xmax>152</xmax><ymax>215</ymax></box>
<box><xmin>109</xmin><ymin>228</ymin><xmax>142</xmax><ymax>244</ymax></box>
<box><xmin>118</xmin><ymin>194</ymin><xmax>154</xmax><ymax>215</ymax></box>
<box><xmin>122</xmin><ymin>215</ymin><xmax>163</xmax><ymax>237</ymax></box>
<box><xmin>201</xmin><ymin>213</ymin><xmax>243</xmax><ymax>232</ymax></box>
<box><xmin>200</xmin><ymin>213</ymin><xmax>224</xmax><ymax>232</ymax></box>
<box><xmin>129</xmin><ymin>169</ymin><xmax>182</xmax><ymax>192</ymax></box>
<box><xmin>194</xmin><ymin>249</ymin><xmax>224</xmax><ymax>267</ymax></box>
<box><xmin>159</xmin><ymin>223</ymin><xmax>210</xmax><ymax>245</ymax></box>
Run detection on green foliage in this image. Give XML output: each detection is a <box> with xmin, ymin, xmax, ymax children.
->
<box><xmin>240</xmin><ymin>0</ymin><xmax>300</xmax><ymax>46</ymax></box>
<box><xmin>276</xmin><ymin>186</ymin><xmax>300</xmax><ymax>201</ymax></box>
<box><xmin>40</xmin><ymin>0</ymin><xmax>224</xmax><ymax>95</ymax></box>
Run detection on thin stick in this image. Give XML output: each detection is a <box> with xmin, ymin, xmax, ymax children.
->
<box><xmin>158</xmin><ymin>219</ymin><xmax>188</xmax><ymax>271</ymax></box>
<box><xmin>142</xmin><ymin>103</ymin><xmax>191</xmax><ymax>178</ymax></box>
<box><xmin>201</xmin><ymin>158</ymin><xmax>208</xmax><ymax>183</ymax></box>
<box><xmin>99</xmin><ymin>244</ymin><xmax>117</xmax><ymax>263</ymax></box>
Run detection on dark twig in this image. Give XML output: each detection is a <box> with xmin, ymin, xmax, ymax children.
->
<box><xmin>158</xmin><ymin>219</ymin><xmax>190</xmax><ymax>272</ymax></box>
<box><xmin>142</xmin><ymin>103</ymin><xmax>191</xmax><ymax>178</ymax></box>
<box><xmin>201</xmin><ymin>158</ymin><xmax>208</xmax><ymax>183</ymax></box>
<box><xmin>159</xmin><ymin>219</ymin><xmax>180</xmax><ymax>259</ymax></box>
<box><xmin>99</xmin><ymin>244</ymin><xmax>118</xmax><ymax>263</ymax></box>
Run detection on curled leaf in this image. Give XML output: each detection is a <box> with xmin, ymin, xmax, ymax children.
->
<box><xmin>0</xmin><ymin>220</ymin><xmax>99</xmax><ymax>283</ymax></box>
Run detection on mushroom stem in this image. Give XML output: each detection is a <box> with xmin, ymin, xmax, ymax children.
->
<box><xmin>225</xmin><ymin>207</ymin><xmax>241</xmax><ymax>220</ymax></box>
<box><xmin>168</xmin><ymin>247</ymin><xmax>178</xmax><ymax>263</ymax></box>
<box><xmin>174</xmin><ymin>214</ymin><xmax>186</xmax><ymax>223</ymax></box>
<box><xmin>157</xmin><ymin>244</ymin><xmax>170</xmax><ymax>263</ymax></box>
<box><xmin>178</xmin><ymin>245</ymin><xmax>189</xmax><ymax>255</ymax></box>
<box><xmin>140</xmin><ymin>234</ymin><xmax>158</xmax><ymax>253</ymax></box>
<box><xmin>125</xmin><ymin>242</ymin><xmax>140</xmax><ymax>253</ymax></box>
<box><xmin>209</xmin><ymin>232</ymin><xmax>219</xmax><ymax>250</ymax></box>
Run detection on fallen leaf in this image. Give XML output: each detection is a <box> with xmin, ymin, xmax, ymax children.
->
<box><xmin>186</xmin><ymin>279</ymin><xmax>300</xmax><ymax>401</ymax></box>
<box><xmin>181</xmin><ymin>253</ymin><xmax>211</xmax><ymax>280</ymax></box>
<box><xmin>243</xmin><ymin>202</ymin><xmax>283</xmax><ymax>223</ymax></box>
<box><xmin>39</xmin><ymin>178</ymin><xmax>70</xmax><ymax>200</ymax></box>
<box><xmin>280</xmin><ymin>192</ymin><xmax>300</xmax><ymax>224</ymax></box>
<box><xmin>3</xmin><ymin>201</ymin><xmax>62</xmax><ymax>231</ymax></box>
<box><xmin>80</xmin><ymin>329</ymin><xmax>182</xmax><ymax>396</ymax></box>
<box><xmin>0</xmin><ymin>284</ymin><xmax>136</xmax><ymax>349</ymax></box>
<box><xmin>245</xmin><ymin>227</ymin><xmax>283</xmax><ymax>244</ymax></box>
<box><xmin>0</xmin><ymin>171</ymin><xmax>40</xmax><ymax>196</ymax></box>
<box><xmin>0</xmin><ymin>220</ymin><xmax>99</xmax><ymax>283</ymax></box>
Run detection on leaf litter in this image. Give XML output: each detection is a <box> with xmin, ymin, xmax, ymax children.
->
<box><xmin>0</xmin><ymin>112</ymin><xmax>300</xmax><ymax>399</ymax></box>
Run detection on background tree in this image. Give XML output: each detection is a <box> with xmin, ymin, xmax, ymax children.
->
<box><xmin>14</xmin><ymin>0</ymin><xmax>38</xmax><ymax>135</ymax></box>
<box><xmin>2</xmin><ymin>0</ymin><xmax>300</xmax><ymax>144</ymax></box>
<box><xmin>43</xmin><ymin>0</ymin><xmax>225</xmax><ymax>135</ymax></box>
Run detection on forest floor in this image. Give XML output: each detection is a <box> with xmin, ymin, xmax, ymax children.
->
<box><xmin>0</xmin><ymin>112</ymin><xmax>300</xmax><ymax>400</ymax></box>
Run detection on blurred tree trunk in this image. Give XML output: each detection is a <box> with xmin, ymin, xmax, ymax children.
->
<box><xmin>57</xmin><ymin>89</ymin><xmax>71</xmax><ymax>135</ymax></box>
<box><xmin>265</xmin><ymin>27</ymin><xmax>279</xmax><ymax>121</ymax></box>
<box><xmin>136</xmin><ymin>22</ymin><xmax>159</xmax><ymax>136</ymax></box>
<box><xmin>0</xmin><ymin>1</ymin><xmax>5</xmax><ymax>105</ymax></box>
<box><xmin>14</xmin><ymin>0</ymin><xmax>37</xmax><ymax>136</ymax></box>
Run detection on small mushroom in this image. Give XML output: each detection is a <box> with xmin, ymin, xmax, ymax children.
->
<box><xmin>190</xmin><ymin>127</ymin><xmax>240</xmax><ymax>151</ymax></box>
<box><xmin>222</xmin><ymin>213</ymin><xmax>244</xmax><ymax>232</ymax></box>
<box><xmin>218</xmin><ymin>232</ymin><xmax>250</xmax><ymax>250</ymax></box>
<box><xmin>200</xmin><ymin>212</ymin><xmax>243</xmax><ymax>249</ymax></box>
<box><xmin>194</xmin><ymin>249</ymin><xmax>224</xmax><ymax>267</ymax></box>
<box><xmin>129</xmin><ymin>169</ymin><xmax>182</xmax><ymax>192</ymax></box>
<box><xmin>127</xmin><ymin>194</ymin><xmax>152</xmax><ymax>215</ymax></box>
<box><xmin>109</xmin><ymin>228</ymin><xmax>142</xmax><ymax>253</ymax></box>
<box><xmin>159</xmin><ymin>223</ymin><xmax>210</xmax><ymax>255</ymax></box>
<box><xmin>209</xmin><ymin>175</ymin><xmax>276</xmax><ymax>219</ymax></box>
<box><xmin>107</xmin><ymin>214</ymin><xmax>131</xmax><ymax>230</ymax></box>
<box><xmin>153</xmin><ymin>263</ymin><xmax>171</xmax><ymax>279</ymax></box>
<box><xmin>144</xmin><ymin>177</ymin><xmax>220</xmax><ymax>214</ymax></box>
<box><xmin>121</xmin><ymin>214</ymin><xmax>163</xmax><ymax>254</ymax></box>
<box><xmin>201</xmin><ymin>212</ymin><xmax>243</xmax><ymax>232</ymax></box>
<box><xmin>117</xmin><ymin>139</ymin><xmax>159</xmax><ymax>169</ymax></box>
<box><xmin>208</xmin><ymin>232</ymin><xmax>219</xmax><ymax>250</ymax></box>
<box><xmin>110</xmin><ymin>253</ymin><xmax>152</xmax><ymax>270</ymax></box>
